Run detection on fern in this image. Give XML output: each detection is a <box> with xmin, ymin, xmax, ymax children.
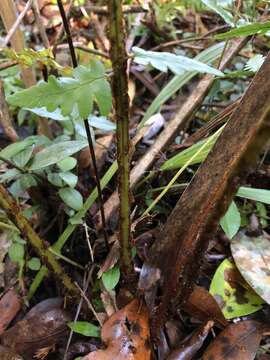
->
<box><xmin>7</xmin><ymin>62</ymin><xmax>112</xmax><ymax>119</ymax></box>
<box><xmin>132</xmin><ymin>47</ymin><xmax>224</xmax><ymax>77</ymax></box>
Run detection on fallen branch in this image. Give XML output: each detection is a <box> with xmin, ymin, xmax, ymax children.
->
<box><xmin>0</xmin><ymin>184</ymin><xmax>79</xmax><ymax>298</ymax></box>
<box><xmin>85</xmin><ymin>5</ymin><xmax>148</xmax><ymax>15</ymax></box>
<box><xmin>139</xmin><ymin>50</ymin><xmax>270</xmax><ymax>336</ymax></box>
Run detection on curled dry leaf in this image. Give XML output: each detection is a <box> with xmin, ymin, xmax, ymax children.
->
<box><xmin>82</xmin><ymin>298</ymin><xmax>151</xmax><ymax>360</ymax></box>
<box><xmin>231</xmin><ymin>230</ymin><xmax>270</xmax><ymax>304</ymax></box>
<box><xmin>1</xmin><ymin>298</ymin><xmax>70</xmax><ymax>358</ymax></box>
<box><xmin>0</xmin><ymin>345</ymin><xmax>23</xmax><ymax>360</ymax></box>
<box><xmin>167</xmin><ymin>320</ymin><xmax>214</xmax><ymax>360</ymax></box>
<box><xmin>0</xmin><ymin>288</ymin><xmax>21</xmax><ymax>335</ymax></box>
<box><xmin>182</xmin><ymin>285</ymin><xmax>227</xmax><ymax>328</ymax></box>
<box><xmin>202</xmin><ymin>320</ymin><xmax>263</xmax><ymax>360</ymax></box>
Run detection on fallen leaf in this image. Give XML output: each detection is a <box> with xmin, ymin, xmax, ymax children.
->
<box><xmin>167</xmin><ymin>321</ymin><xmax>214</xmax><ymax>360</ymax></box>
<box><xmin>231</xmin><ymin>230</ymin><xmax>270</xmax><ymax>304</ymax></box>
<box><xmin>0</xmin><ymin>345</ymin><xmax>23</xmax><ymax>360</ymax></box>
<box><xmin>202</xmin><ymin>320</ymin><xmax>263</xmax><ymax>360</ymax></box>
<box><xmin>1</xmin><ymin>298</ymin><xmax>70</xmax><ymax>357</ymax></box>
<box><xmin>82</xmin><ymin>298</ymin><xmax>151</xmax><ymax>360</ymax></box>
<box><xmin>182</xmin><ymin>285</ymin><xmax>227</xmax><ymax>328</ymax></box>
<box><xmin>209</xmin><ymin>259</ymin><xmax>263</xmax><ymax>319</ymax></box>
<box><xmin>0</xmin><ymin>289</ymin><xmax>21</xmax><ymax>335</ymax></box>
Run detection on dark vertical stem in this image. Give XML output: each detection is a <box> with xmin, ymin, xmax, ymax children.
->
<box><xmin>56</xmin><ymin>0</ymin><xmax>108</xmax><ymax>249</ymax></box>
<box><xmin>108</xmin><ymin>0</ymin><xmax>133</xmax><ymax>278</ymax></box>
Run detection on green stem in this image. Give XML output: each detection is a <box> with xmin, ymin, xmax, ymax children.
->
<box><xmin>108</xmin><ymin>0</ymin><xmax>133</xmax><ymax>279</ymax></box>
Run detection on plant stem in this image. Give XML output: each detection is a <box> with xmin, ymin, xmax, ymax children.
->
<box><xmin>108</xmin><ymin>0</ymin><xmax>133</xmax><ymax>278</ymax></box>
<box><xmin>56</xmin><ymin>0</ymin><xmax>108</xmax><ymax>249</ymax></box>
<box><xmin>0</xmin><ymin>183</ymin><xmax>79</xmax><ymax>298</ymax></box>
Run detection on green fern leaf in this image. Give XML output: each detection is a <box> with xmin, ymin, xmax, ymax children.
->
<box><xmin>7</xmin><ymin>62</ymin><xmax>112</xmax><ymax>119</ymax></box>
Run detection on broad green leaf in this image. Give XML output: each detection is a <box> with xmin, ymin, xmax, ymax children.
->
<box><xmin>25</xmin><ymin>107</ymin><xmax>69</xmax><ymax>120</ymax></box>
<box><xmin>47</xmin><ymin>173</ymin><xmax>64</xmax><ymax>187</ymax></box>
<box><xmin>59</xmin><ymin>188</ymin><xmax>83</xmax><ymax>210</ymax></box>
<box><xmin>89</xmin><ymin>115</ymin><xmax>116</xmax><ymax>131</ymax></box>
<box><xmin>0</xmin><ymin>136</ymin><xmax>49</xmax><ymax>164</ymax></box>
<box><xmin>68</xmin><ymin>321</ymin><xmax>100</xmax><ymax>337</ymax></box>
<box><xmin>102</xmin><ymin>266</ymin><xmax>120</xmax><ymax>291</ymax></box>
<box><xmin>209</xmin><ymin>259</ymin><xmax>263</xmax><ymax>319</ymax></box>
<box><xmin>201</xmin><ymin>0</ymin><xmax>234</xmax><ymax>26</ymax></box>
<box><xmin>0</xmin><ymin>168</ymin><xmax>21</xmax><ymax>183</ymax></box>
<box><xmin>27</xmin><ymin>257</ymin><xmax>41</xmax><ymax>271</ymax></box>
<box><xmin>57</xmin><ymin>157</ymin><xmax>77</xmax><ymax>171</ymax></box>
<box><xmin>215</xmin><ymin>21</ymin><xmax>270</xmax><ymax>40</ymax></box>
<box><xmin>59</xmin><ymin>172</ymin><xmax>78</xmax><ymax>188</ymax></box>
<box><xmin>132</xmin><ymin>47</ymin><xmax>224</xmax><ymax>77</ymax></box>
<box><xmin>20</xmin><ymin>174</ymin><xmax>37</xmax><ymax>191</ymax></box>
<box><xmin>236</xmin><ymin>187</ymin><xmax>270</xmax><ymax>204</ymax></box>
<box><xmin>7</xmin><ymin>63</ymin><xmax>112</xmax><ymax>118</ymax></box>
<box><xmin>29</xmin><ymin>140</ymin><xmax>87</xmax><ymax>170</ymax></box>
<box><xmin>140</xmin><ymin>42</ymin><xmax>225</xmax><ymax>127</ymax></box>
<box><xmin>161</xmin><ymin>130</ymin><xmax>221</xmax><ymax>170</ymax></box>
<box><xmin>220</xmin><ymin>201</ymin><xmax>241</xmax><ymax>239</ymax></box>
<box><xmin>231</xmin><ymin>231</ymin><xmax>270</xmax><ymax>304</ymax></box>
<box><xmin>13</xmin><ymin>146</ymin><xmax>33</xmax><ymax>167</ymax></box>
<box><xmin>9</xmin><ymin>179</ymin><xmax>24</xmax><ymax>198</ymax></box>
<box><xmin>8</xmin><ymin>243</ymin><xmax>24</xmax><ymax>263</ymax></box>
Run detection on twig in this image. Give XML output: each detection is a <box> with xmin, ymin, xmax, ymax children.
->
<box><xmin>56</xmin><ymin>0</ymin><xmax>109</xmax><ymax>249</ymax></box>
<box><xmin>84</xmin><ymin>4</ymin><xmax>148</xmax><ymax>15</ymax></box>
<box><xmin>0</xmin><ymin>183</ymin><xmax>79</xmax><ymax>298</ymax></box>
<box><xmin>0</xmin><ymin>81</ymin><xmax>19</xmax><ymax>142</ymax></box>
<box><xmin>108</xmin><ymin>0</ymin><xmax>134</xmax><ymax>280</ymax></box>
<box><xmin>32</xmin><ymin>0</ymin><xmax>50</xmax><ymax>49</ymax></box>
<box><xmin>3</xmin><ymin>0</ymin><xmax>34</xmax><ymax>47</ymax></box>
<box><xmin>0</xmin><ymin>61</ymin><xmax>18</xmax><ymax>71</ymax></box>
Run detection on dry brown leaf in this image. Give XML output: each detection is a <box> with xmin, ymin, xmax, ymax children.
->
<box><xmin>82</xmin><ymin>298</ymin><xmax>151</xmax><ymax>360</ymax></box>
<box><xmin>167</xmin><ymin>320</ymin><xmax>214</xmax><ymax>360</ymax></box>
<box><xmin>202</xmin><ymin>320</ymin><xmax>263</xmax><ymax>360</ymax></box>
<box><xmin>1</xmin><ymin>298</ymin><xmax>70</xmax><ymax>358</ymax></box>
<box><xmin>0</xmin><ymin>288</ymin><xmax>21</xmax><ymax>335</ymax></box>
<box><xmin>182</xmin><ymin>285</ymin><xmax>227</xmax><ymax>328</ymax></box>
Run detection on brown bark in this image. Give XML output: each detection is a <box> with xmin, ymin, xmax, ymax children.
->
<box><xmin>139</xmin><ymin>51</ymin><xmax>270</xmax><ymax>335</ymax></box>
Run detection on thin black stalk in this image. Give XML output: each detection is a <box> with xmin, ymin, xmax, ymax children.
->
<box><xmin>56</xmin><ymin>0</ymin><xmax>108</xmax><ymax>249</ymax></box>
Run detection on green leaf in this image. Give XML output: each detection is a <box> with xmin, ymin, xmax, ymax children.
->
<box><xmin>209</xmin><ymin>259</ymin><xmax>263</xmax><ymax>319</ymax></box>
<box><xmin>132</xmin><ymin>47</ymin><xmax>224</xmax><ymax>77</ymax></box>
<box><xmin>59</xmin><ymin>188</ymin><xmax>83</xmax><ymax>210</ymax></box>
<box><xmin>47</xmin><ymin>173</ymin><xmax>64</xmax><ymax>187</ymax></box>
<box><xmin>27</xmin><ymin>257</ymin><xmax>41</xmax><ymax>271</ymax></box>
<box><xmin>57</xmin><ymin>157</ymin><xmax>77</xmax><ymax>171</ymax></box>
<box><xmin>25</xmin><ymin>107</ymin><xmax>69</xmax><ymax>121</ymax></box>
<box><xmin>140</xmin><ymin>42</ymin><xmax>226</xmax><ymax>127</ymax></box>
<box><xmin>29</xmin><ymin>140</ymin><xmax>87</xmax><ymax>170</ymax></box>
<box><xmin>89</xmin><ymin>115</ymin><xmax>116</xmax><ymax>131</ymax></box>
<box><xmin>8</xmin><ymin>243</ymin><xmax>25</xmax><ymax>263</ymax></box>
<box><xmin>161</xmin><ymin>129</ymin><xmax>221</xmax><ymax>170</ymax></box>
<box><xmin>201</xmin><ymin>0</ymin><xmax>234</xmax><ymax>26</ymax></box>
<box><xmin>68</xmin><ymin>321</ymin><xmax>100</xmax><ymax>337</ymax></box>
<box><xmin>0</xmin><ymin>168</ymin><xmax>21</xmax><ymax>183</ymax></box>
<box><xmin>0</xmin><ymin>136</ymin><xmax>49</xmax><ymax>164</ymax></box>
<box><xmin>20</xmin><ymin>174</ymin><xmax>37</xmax><ymax>191</ymax></box>
<box><xmin>215</xmin><ymin>21</ymin><xmax>270</xmax><ymax>40</ymax></box>
<box><xmin>237</xmin><ymin>187</ymin><xmax>270</xmax><ymax>204</ymax></box>
<box><xmin>102</xmin><ymin>266</ymin><xmax>120</xmax><ymax>291</ymax></box>
<box><xmin>59</xmin><ymin>172</ymin><xmax>78</xmax><ymax>188</ymax></box>
<box><xmin>12</xmin><ymin>146</ymin><xmax>33</xmax><ymax>167</ymax></box>
<box><xmin>220</xmin><ymin>201</ymin><xmax>241</xmax><ymax>239</ymax></box>
<box><xmin>7</xmin><ymin>63</ymin><xmax>112</xmax><ymax>118</ymax></box>
<box><xmin>231</xmin><ymin>231</ymin><xmax>270</xmax><ymax>305</ymax></box>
